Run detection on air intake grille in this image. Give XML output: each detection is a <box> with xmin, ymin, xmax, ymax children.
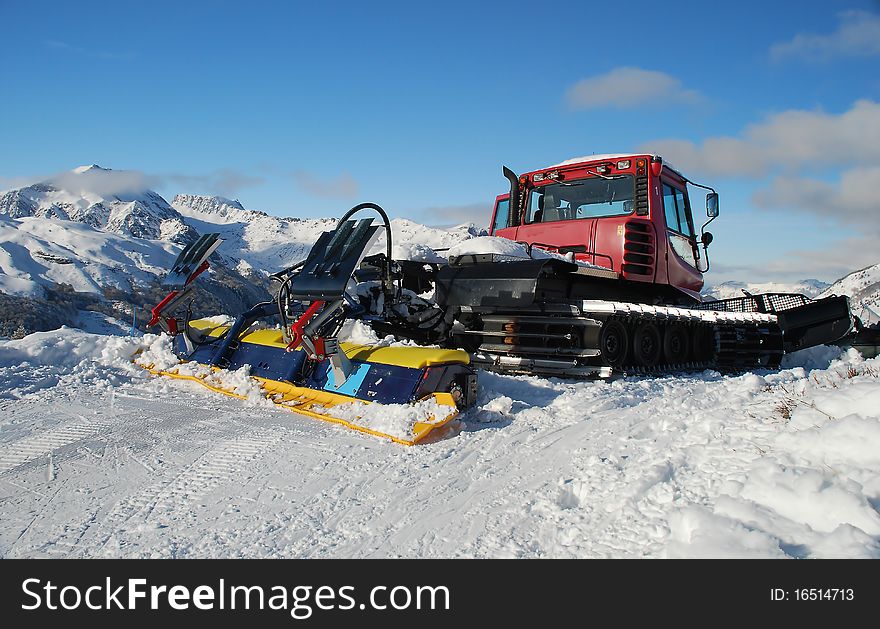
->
<box><xmin>622</xmin><ymin>221</ymin><xmax>654</xmax><ymax>277</ymax></box>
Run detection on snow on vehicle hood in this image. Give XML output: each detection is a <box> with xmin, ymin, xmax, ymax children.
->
<box><xmin>445</xmin><ymin>236</ymin><xmax>610</xmax><ymax>269</ymax></box>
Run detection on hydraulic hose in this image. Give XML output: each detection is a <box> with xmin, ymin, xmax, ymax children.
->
<box><xmin>183</xmin><ymin>301</ymin><xmax>227</xmax><ymax>347</ymax></box>
<box><xmin>335</xmin><ymin>202</ymin><xmax>393</xmax><ymax>279</ymax></box>
<box><xmin>275</xmin><ymin>259</ymin><xmax>307</xmax><ymax>337</ymax></box>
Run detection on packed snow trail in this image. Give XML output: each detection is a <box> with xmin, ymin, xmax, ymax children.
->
<box><xmin>0</xmin><ymin>329</ymin><xmax>878</xmax><ymax>558</ymax></box>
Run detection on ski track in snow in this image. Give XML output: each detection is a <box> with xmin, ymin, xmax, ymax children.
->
<box><xmin>0</xmin><ymin>330</ymin><xmax>879</xmax><ymax>558</ymax></box>
<box><xmin>73</xmin><ymin>431</ymin><xmax>283</xmax><ymax>558</ymax></box>
<box><xmin>0</xmin><ymin>414</ymin><xmax>117</xmax><ymax>473</ymax></box>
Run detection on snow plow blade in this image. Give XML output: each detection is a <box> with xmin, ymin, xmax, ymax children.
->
<box><xmin>145</xmin><ymin>204</ymin><xmax>478</xmax><ymax>445</ymax></box>
<box><xmin>146</xmin><ymin>319</ymin><xmax>474</xmax><ymax>445</ymax></box>
<box><xmin>844</xmin><ymin>321</ymin><xmax>880</xmax><ymax>359</ymax></box>
<box><xmin>695</xmin><ymin>293</ymin><xmax>855</xmax><ymax>353</ymax></box>
<box><xmin>144</xmin><ymin>364</ymin><xmax>460</xmax><ymax>446</ymax></box>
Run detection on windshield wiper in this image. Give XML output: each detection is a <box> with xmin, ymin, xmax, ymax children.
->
<box><xmin>584</xmin><ymin>169</ymin><xmax>626</xmax><ymax>181</ymax></box>
<box><xmin>560</xmin><ymin>172</ymin><xmax>627</xmax><ymax>186</ymax></box>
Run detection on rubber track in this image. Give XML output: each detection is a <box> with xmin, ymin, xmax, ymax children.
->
<box><xmin>464</xmin><ymin>300</ymin><xmax>784</xmax><ymax>377</ymax></box>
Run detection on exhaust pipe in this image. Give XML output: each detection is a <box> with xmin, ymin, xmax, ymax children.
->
<box><xmin>502</xmin><ymin>166</ymin><xmax>520</xmax><ymax>228</ymax></box>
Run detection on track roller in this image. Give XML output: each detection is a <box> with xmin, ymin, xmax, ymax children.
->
<box><xmin>632</xmin><ymin>321</ymin><xmax>662</xmax><ymax>367</ymax></box>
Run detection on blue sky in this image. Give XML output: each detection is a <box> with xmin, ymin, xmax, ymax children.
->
<box><xmin>1</xmin><ymin>0</ymin><xmax>878</xmax><ymax>283</ymax></box>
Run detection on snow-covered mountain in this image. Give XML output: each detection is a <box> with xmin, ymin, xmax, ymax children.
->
<box><xmin>819</xmin><ymin>263</ymin><xmax>880</xmax><ymax>324</ymax></box>
<box><xmin>172</xmin><ymin>193</ymin><xmax>339</xmax><ymax>273</ymax></box>
<box><xmin>0</xmin><ymin>169</ymin><xmax>483</xmax><ymax>335</ymax></box>
<box><xmin>0</xmin><ymin>169</ymin><xmax>269</xmax><ymax>302</ymax></box>
<box><xmin>0</xmin><ymin>169</ymin><xmax>273</xmax><ymax>335</ymax></box>
<box><xmin>702</xmin><ymin>279</ymin><xmax>830</xmax><ymax>301</ymax></box>
<box><xmin>172</xmin><ymin>194</ymin><xmax>481</xmax><ymax>274</ymax></box>
<box><xmin>0</xmin><ymin>213</ymin><xmax>181</xmax><ymax>298</ymax></box>
<box><xmin>0</xmin><ymin>168</ymin><xmax>482</xmax><ymax>303</ymax></box>
<box><xmin>0</xmin><ymin>165</ymin><xmax>197</xmax><ymax>243</ymax></box>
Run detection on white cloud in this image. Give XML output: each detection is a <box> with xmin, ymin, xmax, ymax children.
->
<box><xmin>770</xmin><ymin>10</ymin><xmax>880</xmax><ymax>61</ymax></box>
<box><xmin>49</xmin><ymin>168</ymin><xmax>159</xmax><ymax>198</ymax></box>
<box><xmin>291</xmin><ymin>171</ymin><xmax>358</xmax><ymax>199</ymax></box>
<box><xmin>711</xmin><ymin>234</ymin><xmax>879</xmax><ymax>283</ymax></box>
<box><xmin>641</xmin><ymin>99</ymin><xmax>880</xmax><ymax>177</ymax></box>
<box><xmin>166</xmin><ymin>169</ymin><xmax>265</xmax><ymax>197</ymax></box>
<box><xmin>752</xmin><ymin>166</ymin><xmax>880</xmax><ymax>234</ymax></box>
<box><xmin>565</xmin><ymin>67</ymin><xmax>702</xmax><ymax>110</ymax></box>
<box><xmin>758</xmin><ymin>236</ymin><xmax>880</xmax><ymax>281</ymax></box>
<box><xmin>412</xmin><ymin>202</ymin><xmax>491</xmax><ymax>226</ymax></box>
<box><xmin>44</xmin><ymin>39</ymin><xmax>132</xmax><ymax>61</ymax></box>
<box><xmin>4</xmin><ymin>166</ymin><xmax>265</xmax><ymax>199</ymax></box>
<box><xmin>639</xmin><ymin>100</ymin><xmax>880</xmax><ymax>283</ymax></box>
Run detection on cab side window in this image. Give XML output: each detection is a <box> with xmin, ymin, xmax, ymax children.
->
<box><xmin>663</xmin><ymin>184</ymin><xmax>694</xmax><ymax>238</ymax></box>
<box><xmin>491</xmin><ymin>198</ymin><xmax>510</xmax><ymax>233</ymax></box>
<box><xmin>663</xmin><ymin>185</ymin><xmax>680</xmax><ymax>232</ymax></box>
<box><xmin>663</xmin><ymin>182</ymin><xmax>699</xmax><ymax>268</ymax></box>
<box><xmin>674</xmin><ymin>188</ymin><xmax>694</xmax><ymax>238</ymax></box>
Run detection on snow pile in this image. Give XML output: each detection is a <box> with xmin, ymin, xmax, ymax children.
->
<box><xmin>338</xmin><ymin>320</ymin><xmax>383</xmax><ymax>345</ymax></box>
<box><xmin>0</xmin><ymin>329</ymin><xmax>268</xmax><ymax>406</ymax></box>
<box><xmin>133</xmin><ymin>333</ymin><xmax>181</xmax><ymax>371</ymax></box>
<box><xmin>446</xmin><ymin>236</ymin><xmax>533</xmax><ymax>259</ymax></box>
<box><xmin>391</xmin><ymin>242</ymin><xmax>446</xmax><ymax>264</ymax></box>
<box><xmin>445</xmin><ymin>236</ymin><xmax>609</xmax><ymax>269</ymax></box>
<box><xmin>309</xmin><ymin>395</ymin><xmax>455</xmax><ymax>442</ymax></box>
<box><xmin>188</xmin><ymin>364</ymin><xmax>269</xmax><ymax>407</ymax></box>
<box><xmin>133</xmin><ymin>335</ymin><xmax>269</xmax><ymax>406</ymax></box>
<box><xmin>338</xmin><ymin>319</ymin><xmax>423</xmax><ymax>349</ymax></box>
<box><xmin>0</xmin><ymin>328</ymin><xmax>151</xmax><ymax>397</ymax></box>
<box><xmin>0</xmin><ymin>327</ymin><xmax>144</xmax><ymax>372</ymax></box>
<box><xmin>780</xmin><ymin>343</ymin><xmax>845</xmax><ymax>371</ymax></box>
<box><xmin>198</xmin><ymin>314</ymin><xmax>237</xmax><ymax>327</ymax></box>
<box><xmin>665</xmin><ymin>353</ymin><xmax>880</xmax><ymax>558</ymax></box>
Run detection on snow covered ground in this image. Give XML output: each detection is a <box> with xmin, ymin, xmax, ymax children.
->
<box><xmin>1</xmin><ymin>329</ymin><xmax>878</xmax><ymax>558</ymax></box>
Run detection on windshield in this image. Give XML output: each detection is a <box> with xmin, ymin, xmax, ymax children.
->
<box><xmin>527</xmin><ymin>175</ymin><xmax>634</xmax><ymax>223</ymax></box>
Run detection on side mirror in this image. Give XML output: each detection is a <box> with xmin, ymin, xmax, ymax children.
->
<box><xmin>701</xmin><ymin>231</ymin><xmax>714</xmax><ymax>247</ymax></box>
<box><xmin>706</xmin><ymin>192</ymin><xmax>719</xmax><ymax>218</ymax></box>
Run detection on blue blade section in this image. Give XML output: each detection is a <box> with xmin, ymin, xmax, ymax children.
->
<box><xmin>324</xmin><ymin>362</ymin><xmax>371</xmax><ymax>396</ymax></box>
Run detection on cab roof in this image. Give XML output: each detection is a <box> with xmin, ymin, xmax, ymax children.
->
<box><xmin>538</xmin><ymin>153</ymin><xmax>686</xmax><ymax>181</ymax></box>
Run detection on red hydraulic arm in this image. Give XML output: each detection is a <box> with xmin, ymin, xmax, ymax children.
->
<box><xmin>147</xmin><ymin>260</ymin><xmax>210</xmax><ymax>331</ymax></box>
<box><xmin>285</xmin><ymin>300</ymin><xmax>326</xmax><ymax>353</ymax></box>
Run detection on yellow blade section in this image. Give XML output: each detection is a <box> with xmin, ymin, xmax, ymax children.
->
<box><xmin>139</xmin><ymin>362</ymin><xmax>459</xmax><ymax>446</ymax></box>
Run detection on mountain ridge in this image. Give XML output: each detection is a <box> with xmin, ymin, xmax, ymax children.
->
<box><xmin>0</xmin><ymin>165</ymin><xmax>198</xmax><ymax>243</ymax></box>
